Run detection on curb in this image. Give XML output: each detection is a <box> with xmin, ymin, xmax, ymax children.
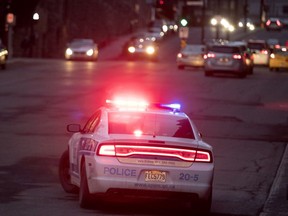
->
<box><xmin>259</xmin><ymin>143</ymin><xmax>288</xmax><ymax>216</ymax></box>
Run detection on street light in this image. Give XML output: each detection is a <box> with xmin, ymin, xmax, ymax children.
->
<box><xmin>33</xmin><ymin>13</ymin><xmax>40</xmax><ymax>21</ymax></box>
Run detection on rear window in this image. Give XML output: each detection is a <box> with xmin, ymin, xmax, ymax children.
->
<box><xmin>108</xmin><ymin>112</ymin><xmax>195</xmax><ymax>139</ymax></box>
<box><xmin>247</xmin><ymin>42</ymin><xmax>266</xmax><ymax>50</ymax></box>
<box><xmin>209</xmin><ymin>46</ymin><xmax>240</xmax><ymax>53</ymax></box>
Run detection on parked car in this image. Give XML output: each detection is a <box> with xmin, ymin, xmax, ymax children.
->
<box><xmin>265</xmin><ymin>18</ymin><xmax>283</xmax><ymax>31</ymax></box>
<box><xmin>65</xmin><ymin>39</ymin><xmax>98</xmax><ymax>61</ymax></box>
<box><xmin>177</xmin><ymin>44</ymin><xmax>206</xmax><ymax>69</ymax></box>
<box><xmin>0</xmin><ymin>44</ymin><xmax>8</xmax><ymax>69</ymax></box>
<box><xmin>269</xmin><ymin>46</ymin><xmax>288</xmax><ymax>71</ymax></box>
<box><xmin>247</xmin><ymin>40</ymin><xmax>270</xmax><ymax>66</ymax></box>
<box><xmin>204</xmin><ymin>43</ymin><xmax>249</xmax><ymax>78</ymax></box>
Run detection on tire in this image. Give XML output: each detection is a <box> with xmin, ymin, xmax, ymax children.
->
<box><xmin>59</xmin><ymin>150</ymin><xmax>79</xmax><ymax>194</ymax></box>
<box><xmin>190</xmin><ymin>190</ymin><xmax>212</xmax><ymax>214</ymax></box>
<box><xmin>238</xmin><ymin>71</ymin><xmax>247</xmax><ymax>78</ymax></box>
<box><xmin>204</xmin><ymin>71</ymin><xmax>212</xmax><ymax>76</ymax></box>
<box><xmin>79</xmin><ymin>162</ymin><xmax>95</xmax><ymax>209</ymax></box>
<box><xmin>1</xmin><ymin>63</ymin><xmax>6</xmax><ymax>70</ymax></box>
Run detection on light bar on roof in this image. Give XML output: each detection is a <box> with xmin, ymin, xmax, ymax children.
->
<box><xmin>106</xmin><ymin>98</ymin><xmax>149</xmax><ymax>111</ymax></box>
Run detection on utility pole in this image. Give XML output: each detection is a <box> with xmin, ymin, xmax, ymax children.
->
<box><xmin>201</xmin><ymin>0</ymin><xmax>205</xmax><ymax>44</ymax></box>
<box><xmin>260</xmin><ymin>0</ymin><xmax>265</xmax><ymax>28</ymax></box>
<box><xmin>244</xmin><ymin>0</ymin><xmax>248</xmax><ymax>33</ymax></box>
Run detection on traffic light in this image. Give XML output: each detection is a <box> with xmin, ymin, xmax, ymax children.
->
<box><xmin>180</xmin><ymin>18</ymin><xmax>188</xmax><ymax>27</ymax></box>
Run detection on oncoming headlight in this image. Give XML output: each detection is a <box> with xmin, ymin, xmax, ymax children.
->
<box><xmin>65</xmin><ymin>48</ymin><xmax>73</xmax><ymax>56</ymax></box>
<box><xmin>86</xmin><ymin>49</ymin><xmax>94</xmax><ymax>56</ymax></box>
<box><xmin>146</xmin><ymin>46</ymin><xmax>155</xmax><ymax>55</ymax></box>
<box><xmin>128</xmin><ymin>46</ymin><xmax>136</xmax><ymax>53</ymax></box>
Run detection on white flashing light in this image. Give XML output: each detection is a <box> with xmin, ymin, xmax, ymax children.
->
<box><xmin>106</xmin><ymin>98</ymin><xmax>149</xmax><ymax>111</ymax></box>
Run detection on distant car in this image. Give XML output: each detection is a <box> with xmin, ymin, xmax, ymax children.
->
<box><xmin>123</xmin><ymin>37</ymin><xmax>159</xmax><ymax>61</ymax></box>
<box><xmin>147</xmin><ymin>27</ymin><xmax>165</xmax><ymax>42</ymax></box>
<box><xmin>177</xmin><ymin>44</ymin><xmax>206</xmax><ymax>69</ymax></box>
<box><xmin>265</xmin><ymin>18</ymin><xmax>283</xmax><ymax>31</ymax></box>
<box><xmin>65</xmin><ymin>39</ymin><xmax>98</xmax><ymax>61</ymax></box>
<box><xmin>204</xmin><ymin>43</ymin><xmax>249</xmax><ymax>78</ymax></box>
<box><xmin>247</xmin><ymin>40</ymin><xmax>270</xmax><ymax>66</ymax></box>
<box><xmin>59</xmin><ymin>98</ymin><xmax>214</xmax><ymax>213</ymax></box>
<box><xmin>267</xmin><ymin>38</ymin><xmax>280</xmax><ymax>51</ymax></box>
<box><xmin>0</xmin><ymin>45</ymin><xmax>8</xmax><ymax>69</ymax></box>
<box><xmin>269</xmin><ymin>46</ymin><xmax>288</xmax><ymax>71</ymax></box>
<box><xmin>238</xmin><ymin>18</ymin><xmax>255</xmax><ymax>31</ymax></box>
<box><xmin>228</xmin><ymin>41</ymin><xmax>254</xmax><ymax>74</ymax></box>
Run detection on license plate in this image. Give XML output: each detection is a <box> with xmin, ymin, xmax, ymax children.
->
<box><xmin>144</xmin><ymin>170</ymin><xmax>166</xmax><ymax>182</ymax></box>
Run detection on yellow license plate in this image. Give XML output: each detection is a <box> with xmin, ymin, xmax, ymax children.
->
<box><xmin>144</xmin><ymin>170</ymin><xmax>166</xmax><ymax>182</ymax></box>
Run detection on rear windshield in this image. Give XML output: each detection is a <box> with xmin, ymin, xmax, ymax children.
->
<box><xmin>247</xmin><ymin>43</ymin><xmax>266</xmax><ymax>50</ymax></box>
<box><xmin>209</xmin><ymin>46</ymin><xmax>240</xmax><ymax>53</ymax></box>
<box><xmin>108</xmin><ymin>112</ymin><xmax>195</xmax><ymax>139</ymax></box>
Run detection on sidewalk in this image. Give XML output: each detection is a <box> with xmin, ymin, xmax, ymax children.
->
<box><xmin>259</xmin><ymin>143</ymin><xmax>288</xmax><ymax>216</ymax></box>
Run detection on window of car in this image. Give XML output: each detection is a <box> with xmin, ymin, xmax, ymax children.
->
<box><xmin>108</xmin><ymin>112</ymin><xmax>195</xmax><ymax>139</ymax></box>
<box><xmin>209</xmin><ymin>46</ymin><xmax>240</xmax><ymax>54</ymax></box>
<box><xmin>82</xmin><ymin>110</ymin><xmax>101</xmax><ymax>133</ymax></box>
<box><xmin>247</xmin><ymin>42</ymin><xmax>266</xmax><ymax>50</ymax></box>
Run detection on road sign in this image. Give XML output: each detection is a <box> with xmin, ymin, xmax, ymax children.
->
<box><xmin>179</xmin><ymin>27</ymin><xmax>189</xmax><ymax>39</ymax></box>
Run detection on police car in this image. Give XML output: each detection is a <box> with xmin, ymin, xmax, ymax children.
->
<box><xmin>59</xmin><ymin>98</ymin><xmax>214</xmax><ymax>213</ymax></box>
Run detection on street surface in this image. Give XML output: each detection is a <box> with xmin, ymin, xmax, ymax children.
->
<box><xmin>0</xmin><ymin>27</ymin><xmax>287</xmax><ymax>216</ymax></box>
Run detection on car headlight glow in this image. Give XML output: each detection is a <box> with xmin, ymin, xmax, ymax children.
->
<box><xmin>65</xmin><ymin>48</ymin><xmax>73</xmax><ymax>56</ymax></box>
<box><xmin>146</xmin><ymin>46</ymin><xmax>155</xmax><ymax>55</ymax></box>
<box><xmin>86</xmin><ymin>49</ymin><xmax>94</xmax><ymax>56</ymax></box>
<box><xmin>128</xmin><ymin>46</ymin><xmax>136</xmax><ymax>53</ymax></box>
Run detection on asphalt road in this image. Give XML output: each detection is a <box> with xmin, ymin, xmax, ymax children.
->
<box><xmin>0</xmin><ymin>27</ymin><xmax>287</xmax><ymax>216</ymax></box>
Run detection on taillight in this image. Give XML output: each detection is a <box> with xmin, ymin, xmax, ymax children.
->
<box><xmin>266</xmin><ymin>20</ymin><xmax>271</xmax><ymax>26</ymax></box>
<box><xmin>276</xmin><ymin>20</ymin><xmax>281</xmax><ymax>26</ymax></box>
<box><xmin>177</xmin><ymin>53</ymin><xmax>182</xmax><ymax>58</ymax></box>
<box><xmin>233</xmin><ymin>54</ymin><xmax>242</xmax><ymax>59</ymax></box>
<box><xmin>261</xmin><ymin>50</ymin><xmax>268</xmax><ymax>54</ymax></box>
<box><xmin>270</xmin><ymin>53</ymin><xmax>275</xmax><ymax>59</ymax></box>
<box><xmin>204</xmin><ymin>53</ymin><xmax>215</xmax><ymax>59</ymax></box>
<box><xmin>97</xmin><ymin>144</ymin><xmax>212</xmax><ymax>163</ymax></box>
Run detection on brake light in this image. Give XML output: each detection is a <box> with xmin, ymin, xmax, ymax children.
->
<box><xmin>275</xmin><ymin>44</ymin><xmax>280</xmax><ymax>49</ymax></box>
<box><xmin>266</xmin><ymin>20</ymin><xmax>271</xmax><ymax>26</ymax></box>
<box><xmin>233</xmin><ymin>54</ymin><xmax>242</xmax><ymax>59</ymax></box>
<box><xmin>261</xmin><ymin>50</ymin><xmax>268</xmax><ymax>54</ymax></box>
<box><xmin>204</xmin><ymin>53</ymin><xmax>215</xmax><ymax>59</ymax></box>
<box><xmin>97</xmin><ymin>144</ymin><xmax>212</xmax><ymax>163</ymax></box>
<box><xmin>270</xmin><ymin>53</ymin><xmax>275</xmax><ymax>59</ymax></box>
<box><xmin>177</xmin><ymin>53</ymin><xmax>182</xmax><ymax>58</ymax></box>
<box><xmin>276</xmin><ymin>20</ymin><xmax>281</xmax><ymax>26</ymax></box>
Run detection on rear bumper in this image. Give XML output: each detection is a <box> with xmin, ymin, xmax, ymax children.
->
<box><xmin>85</xmin><ymin>156</ymin><xmax>214</xmax><ymax>200</ymax></box>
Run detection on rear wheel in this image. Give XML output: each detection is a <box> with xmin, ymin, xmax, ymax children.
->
<box><xmin>189</xmin><ymin>190</ymin><xmax>212</xmax><ymax>214</ymax></box>
<box><xmin>79</xmin><ymin>162</ymin><xmax>95</xmax><ymax>209</ymax></box>
<box><xmin>59</xmin><ymin>150</ymin><xmax>79</xmax><ymax>194</ymax></box>
<box><xmin>204</xmin><ymin>71</ymin><xmax>213</xmax><ymax>76</ymax></box>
